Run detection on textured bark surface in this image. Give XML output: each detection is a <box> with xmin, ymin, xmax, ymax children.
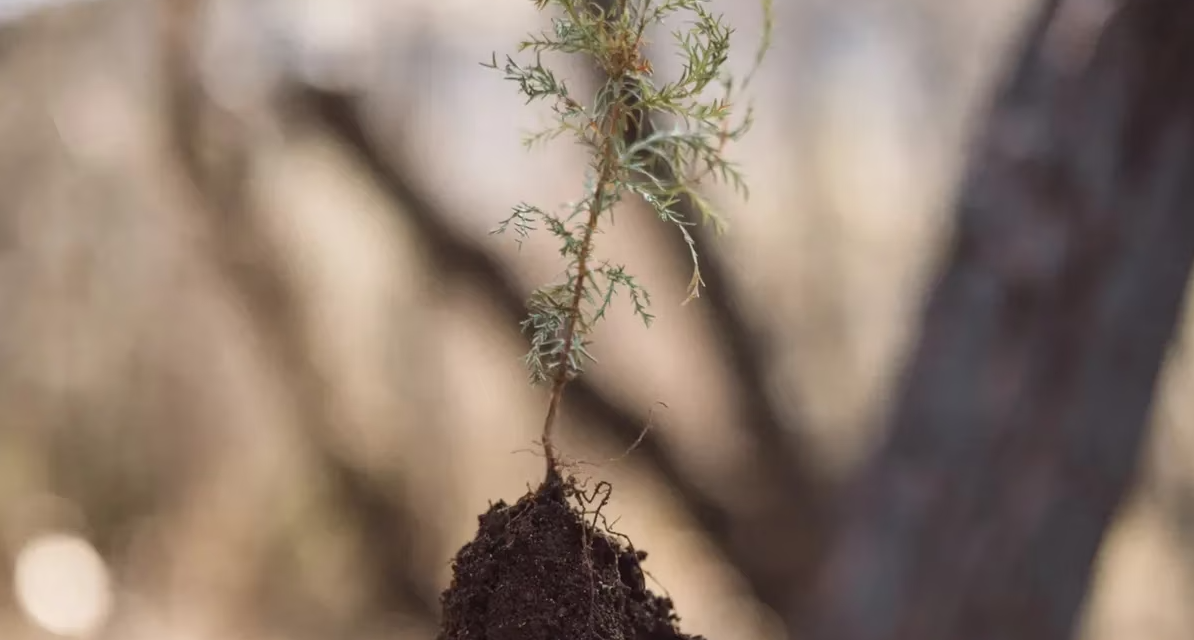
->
<box><xmin>799</xmin><ymin>1</ymin><xmax>1194</xmax><ymax>639</ymax></box>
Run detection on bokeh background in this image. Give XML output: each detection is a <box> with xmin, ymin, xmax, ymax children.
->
<box><xmin>1</xmin><ymin>1</ymin><xmax>1192</xmax><ymax>639</ymax></box>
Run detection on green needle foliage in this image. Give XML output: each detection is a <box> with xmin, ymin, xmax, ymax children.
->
<box><xmin>484</xmin><ymin>0</ymin><xmax>771</xmax><ymax>480</ymax></box>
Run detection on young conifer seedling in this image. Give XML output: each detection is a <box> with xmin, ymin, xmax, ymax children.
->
<box><xmin>437</xmin><ymin>2</ymin><xmax>770</xmax><ymax>639</ymax></box>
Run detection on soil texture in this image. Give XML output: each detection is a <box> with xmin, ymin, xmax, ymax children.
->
<box><xmin>438</xmin><ymin>476</ymin><xmax>704</xmax><ymax>640</ymax></box>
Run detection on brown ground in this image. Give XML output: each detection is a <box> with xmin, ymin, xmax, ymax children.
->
<box><xmin>438</xmin><ymin>475</ymin><xmax>703</xmax><ymax>640</ymax></box>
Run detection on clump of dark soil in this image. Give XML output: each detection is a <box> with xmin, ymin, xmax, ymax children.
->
<box><xmin>438</xmin><ymin>476</ymin><xmax>703</xmax><ymax>640</ymax></box>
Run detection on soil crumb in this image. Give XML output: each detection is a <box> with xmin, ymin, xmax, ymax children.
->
<box><xmin>438</xmin><ymin>477</ymin><xmax>703</xmax><ymax>640</ymax></box>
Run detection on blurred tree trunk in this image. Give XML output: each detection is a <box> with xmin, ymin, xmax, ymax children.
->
<box><xmin>798</xmin><ymin>1</ymin><xmax>1194</xmax><ymax>639</ymax></box>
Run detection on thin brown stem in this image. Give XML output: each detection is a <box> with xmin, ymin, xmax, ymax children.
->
<box><xmin>542</xmin><ymin>100</ymin><xmax>624</xmax><ymax>483</ymax></box>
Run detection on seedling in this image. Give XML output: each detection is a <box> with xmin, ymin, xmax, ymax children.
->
<box><xmin>484</xmin><ymin>0</ymin><xmax>767</xmax><ymax>481</ymax></box>
<box><xmin>438</xmin><ymin>2</ymin><xmax>770</xmax><ymax>638</ymax></box>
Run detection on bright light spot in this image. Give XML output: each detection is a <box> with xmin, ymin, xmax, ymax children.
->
<box><xmin>13</xmin><ymin>533</ymin><xmax>113</xmax><ymax>637</ymax></box>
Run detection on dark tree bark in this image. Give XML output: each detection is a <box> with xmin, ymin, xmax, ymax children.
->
<box><xmin>798</xmin><ymin>1</ymin><xmax>1194</xmax><ymax>639</ymax></box>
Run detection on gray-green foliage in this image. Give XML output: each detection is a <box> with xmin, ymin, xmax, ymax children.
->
<box><xmin>485</xmin><ymin>0</ymin><xmax>770</xmax><ymax>391</ymax></box>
